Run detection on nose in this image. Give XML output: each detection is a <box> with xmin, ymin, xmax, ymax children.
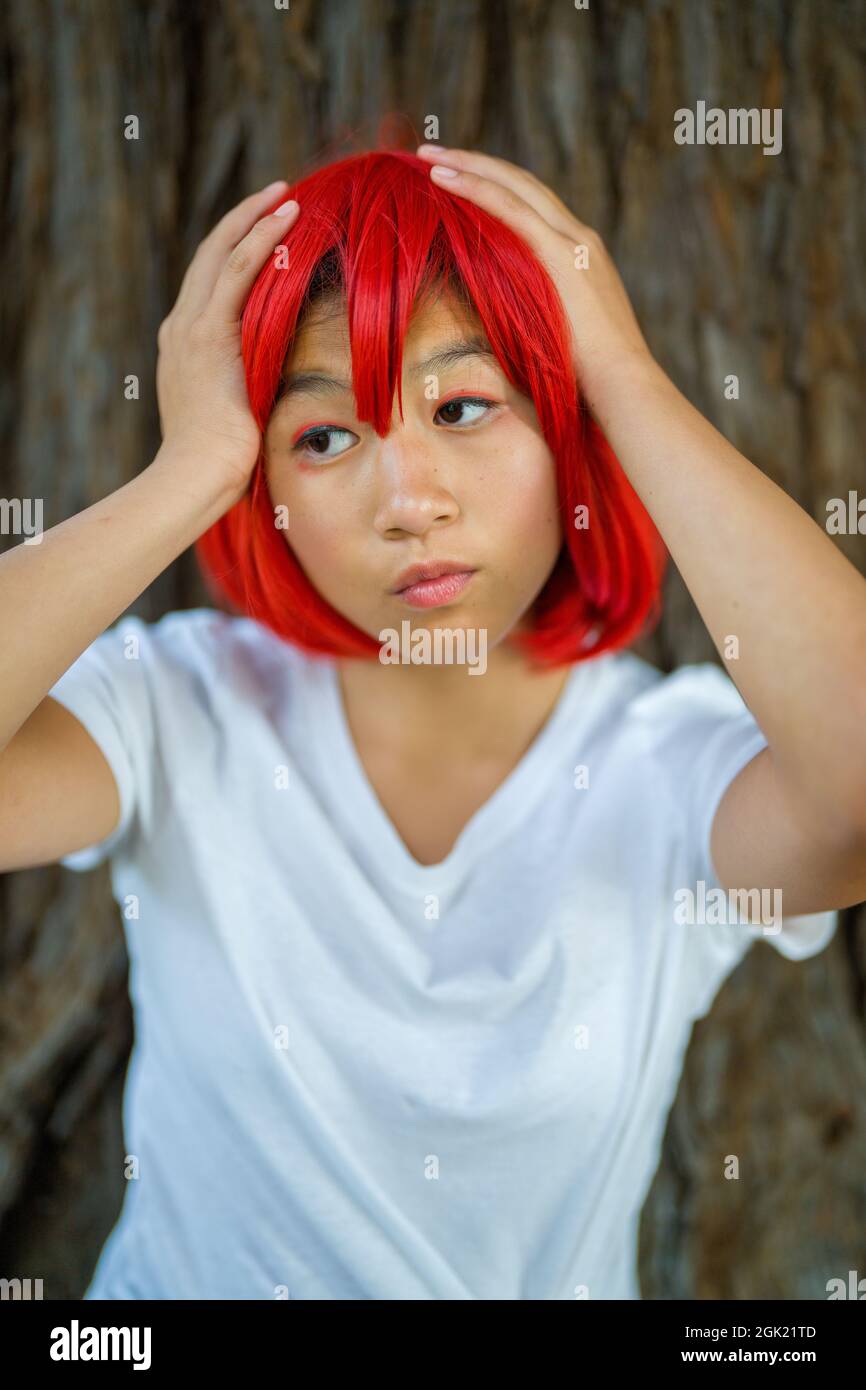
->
<box><xmin>372</xmin><ymin>430</ymin><xmax>460</xmax><ymax>539</ymax></box>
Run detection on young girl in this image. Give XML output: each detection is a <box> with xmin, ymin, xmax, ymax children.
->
<box><xmin>2</xmin><ymin>146</ymin><xmax>863</xmax><ymax>1301</ymax></box>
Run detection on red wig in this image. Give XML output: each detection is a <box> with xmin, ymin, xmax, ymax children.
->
<box><xmin>194</xmin><ymin>148</ymin><xmax>667</xmax><ymax>667</ymax></box>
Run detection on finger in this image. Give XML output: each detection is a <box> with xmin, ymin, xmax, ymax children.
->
<box><xmin>174</xmin><ymin>181</ymin><xmax>291</xmax><ymax>318</ymax></box>
<box><xmin>425</xmin><ymin>162</ymin><xmax>557</xmax><ymax>254</ymax></box>
<box><xmin>417</xmin><ymin>144</ymin><xmax>585</xmax><ymax>238</ymax></box>
<box><xmin>205</xmin><ymin>201</ymin><xmax>300</xmax><ymax>325</ymax></box>
<box><xmin>421</xmin><ymin>145</ymin><xmax>584</xmax><ymax>237</ymax></box>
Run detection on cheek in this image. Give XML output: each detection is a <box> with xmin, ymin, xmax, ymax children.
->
<box><xmin>274</xmin><ymin>483</ymin><xmax>361</xmax><ymax>595</ymax></box>
<box><xmin>490</xmin><ymin>444</ymin><xmax>561</xmax><ymax>539</ymax></box>
<box><xmin>284</xmin><ymin>507</ymin><xmax>343</xmax><ymax>569</ymax></box>
<box><xmin>266</xmin><ymin>458</ymin><xmax>335</xmax><ymax>553</ymax></box>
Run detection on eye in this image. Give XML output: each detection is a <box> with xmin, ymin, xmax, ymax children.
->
<box><xmin>292</xmin><ymin>425</ymin><xmax>359</xmax><ymax>463</ymax></box>
<box><xmin>434</xmin><ymin>396</ymin><xmax>497</xmax><ymax>428</ymax></box>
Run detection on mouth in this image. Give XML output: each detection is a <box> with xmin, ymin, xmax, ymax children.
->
<box><xmin>390</xmin><ymin>562</ymin><xmax>477</xmax><ymax>610</ymax></box>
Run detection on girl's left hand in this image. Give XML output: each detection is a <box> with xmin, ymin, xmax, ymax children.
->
<box><xmin>415</xmin><ymin>143</ymin><xmax>659</xmax><ymax>410</ymax></box>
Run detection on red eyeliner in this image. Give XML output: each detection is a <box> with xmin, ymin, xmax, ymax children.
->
<box><xmin>438</xmin><ymin>391</ymin><xmax>491</xmax><ymax>407</ymax></box>
<box><xmin>290</xmin><ymin>421</ymin><xmax>336</xmax><ymax>445</ymax></box>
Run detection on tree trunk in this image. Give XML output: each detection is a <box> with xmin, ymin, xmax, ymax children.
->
<box><xmin>1</xmin><ymin>0</ymin><xmax>863</xmax><ymax>1298</ymax></box>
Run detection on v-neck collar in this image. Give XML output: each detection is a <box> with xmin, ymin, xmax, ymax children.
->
<box><xmin>302</xmin><ymin>651</ymin><xmax>608</xmax><ymax>894</ymax></box>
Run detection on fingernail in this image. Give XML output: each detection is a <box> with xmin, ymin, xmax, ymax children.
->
<box><xmin>430</xmin><ymin>165</ymin><xmax>459</xmax><ymax>179</ymax></box>
<box><xmin>262</xmin><ymin>180</ymin><xmax>288</xmax><ymax>195</ymax></box>
<box><xmin>418</xmin><ymin>143</ymin><xmax>445</xmax><ymax>152</ymax></box>
<box><xmin>273</xmin><ymin>199</ymin><xmax>299</xmax><ymax>217</ymax></box>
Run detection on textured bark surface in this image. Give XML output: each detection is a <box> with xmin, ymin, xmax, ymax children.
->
<box><xmin>1</xmin><ymin>0</ymin><xmax>863</xmax><ymax>1299</ymax></box>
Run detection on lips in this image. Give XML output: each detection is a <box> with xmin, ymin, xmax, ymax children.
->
<box><xmin>397</xmin><ymin>572</ymin><xmax>475</xmax><ymax>608</ymax></box>
<box><xmin>389</xmin><ymin>560</ymin><xmax>477</xmax><ymax>610</ymax></box>
<box><xmin>391</xmin><ymin>560</ymin><xmax>476</xmax><ymax>594</ymax></box>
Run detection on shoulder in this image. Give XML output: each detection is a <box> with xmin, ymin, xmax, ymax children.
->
<box><xmin>590</xmin><ymin>651</ymin><xmax>767</xmax><ymax>845</ymax></box>
<box><xmin>66</xmin><ymin>607</ymin><xmax>310</xmax><ymax>730</ymax></box>
<box><xmin>108</xmin><ymin>606</ymin><xmax>304</xmax><ymax>686</ymax></box>
<box><xmin>608</xmin><ymin>653</ymin><xmax>757</xmax><ymax>757</ymax></box>
<box><xmin>584</xmin><ymin>649</ymin><xmax>748</xmax><ymax>735</ymax></box>
<box><xmin>115</xmin><ymin>606</ymin><xmax>264</xmax><ymax>661</ymax></box>
<box><xmin>621</xmin><ymin>654</ymin><xmax>747</xmax><ymax>721</ymax></box>
<box><xmin>625</xmin><ymin>659</ymin><xmax>767</xmax><ymax>810</ymax></box>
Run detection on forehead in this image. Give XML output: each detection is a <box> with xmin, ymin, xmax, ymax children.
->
<box><xmin>289</xmin><ymin>286</ymin><xmax>485</xmax><ymax>366</ymax></box>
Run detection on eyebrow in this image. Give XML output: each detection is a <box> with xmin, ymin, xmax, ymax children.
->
<box><xmin>277</xmin><ymin>336</ymin><xmax>498</xmax><ymax>402</ymax></box>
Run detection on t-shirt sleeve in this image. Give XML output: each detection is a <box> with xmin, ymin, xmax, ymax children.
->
<box><xmin>632</xmin><ymin>662</ymin><xmax>838</xmax><ymax>989</ymax></box>
<box><xmin>46</xmin><ymin>614</ymin><xmax>160</xmax><ymax>871</ymax></box>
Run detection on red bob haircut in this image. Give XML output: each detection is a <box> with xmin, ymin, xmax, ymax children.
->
<box><xmin>194</xmin><ymin>147</ymin><xmax>667</xmax><ymax>667</ymax></box>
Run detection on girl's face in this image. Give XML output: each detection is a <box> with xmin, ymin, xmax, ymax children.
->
<box><xmin>263</xmin><ymin>288</ymin><xmax>564</xmax><ymax>652</ymax></box>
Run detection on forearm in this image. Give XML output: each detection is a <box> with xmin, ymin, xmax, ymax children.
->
<box><xmin>0</xmin><ymin>444</ymin><xmax>238</xmax><ymax>754</ymax></box>
<box><xmin>589</xmin><ymin>357</ymin><xmax>866</xmax><ymax>841</ymax></box>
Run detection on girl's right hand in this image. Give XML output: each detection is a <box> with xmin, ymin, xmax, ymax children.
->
<box><xmin>156</xmin><ymin>182</ymin><xmax>300</xmax><ymax>505</ymax></box>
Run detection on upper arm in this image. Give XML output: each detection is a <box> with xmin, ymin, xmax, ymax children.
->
<box><xmin>0</xmin><ymin>696</ymin><xmax>123</xmax><ymax>872</ymax></box>
<box><xmin>710</xmin><ymin>745</ymin><xmax>866</xmax><ymax>916</ymax></box>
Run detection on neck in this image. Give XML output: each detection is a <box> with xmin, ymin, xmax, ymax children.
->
<box><xmin>335</xmin><ymin>631</ymin><xmax>573</xmax><ymax>764</ymax></box>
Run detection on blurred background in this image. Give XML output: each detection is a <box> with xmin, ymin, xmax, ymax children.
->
<box><xmin>1</xmin><ymin>0</ymin><xmax>864</xmax><ymax>1298</ymax></box>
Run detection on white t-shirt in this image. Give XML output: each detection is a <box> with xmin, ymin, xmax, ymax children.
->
<box><xmin>48</xmin><ymin>607</ymin><xmax>837</xmax><ymax>1301</ymax></box>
